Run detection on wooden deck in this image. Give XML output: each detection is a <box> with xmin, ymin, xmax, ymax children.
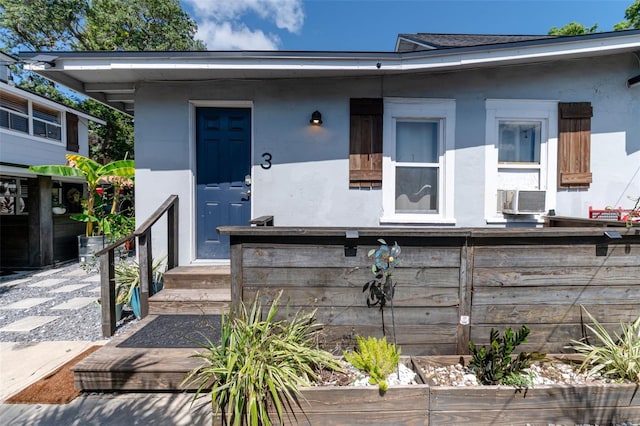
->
<box><xmin>75</xmin><ymin>265</ymin><xmax>230</xmax><ymax>392</ymax></box>
<box><xmin>73</xmin><ymin>315</ymin><xmax>204</xmax><ymax>391</ymax></box>
<box><xmin>77</xmin><ymin>225</ymin><xmax>640</xmax><ymax>392</ymax></box>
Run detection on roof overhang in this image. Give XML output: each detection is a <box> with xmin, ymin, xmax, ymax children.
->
<box><xmin>0</xmin><ymin>162</ymin><xmax>85</xmax><ymax>182</ymax></box>
<box><xmin>18</xmin><ymin>30</ymin><xmax>640</xmax><ymax>115</ymax></box>
<box><xmin>1</xmin><ymin>82</ymin><xmax>106</xmax><ymax>125</ymax></box>
<box><xmin>1</xmin><ymin>51</ymin><xmax>19</xmax><ymax>65</ymax></box>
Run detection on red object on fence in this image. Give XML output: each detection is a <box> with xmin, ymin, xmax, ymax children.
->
<box><xmin>589</xmin><ymin>206</ymin><xmax>638</xmax><ymax>221</ymax></box>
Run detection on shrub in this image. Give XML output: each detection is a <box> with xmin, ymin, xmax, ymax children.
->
<box><xmin>184</xmin><ymin>291</ymin><xmax>341</xmax><ymax>426</ymax></box>
<box><xmin>114</xmin><ymin>256</ymin><xmax>165</xmax><ymax>306</ymax></box>
<box><xmin>469</xmin><ymin>326</ymin><xmax>546</xmax><ymax>385</ymax></box>
<box><xmin>569</xmin><ymin>307</ymin><xmax>640</xmax><ymax>382</ymax></box>
<box><xmin>343</xmin><ymin>335</ymin><xmax>400</xmax><ymax>392</ymax></box>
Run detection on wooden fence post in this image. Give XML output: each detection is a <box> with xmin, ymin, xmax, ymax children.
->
<box><xmin>230</xmin><ymin>240</ymin><xmax>243</xmax><ymax>315</ymax></box>
<box><xmin>138</xmin><ymin>231</ymin><xmax>152</xmax><ymax>318</ymax></box>
<box><xmin>167</xmin><ymin>198</ymin><xmax>178</xmax><ymax>270</ymax></box>
<box><xmin>457</xmin><ymin>239</ymin><xmax>474</xmax><ymax>354</ymax></box>
<box><xmin>100</xmin><ymin>249</ymin><xmax>116</xmax><ymax>337</ymax></box>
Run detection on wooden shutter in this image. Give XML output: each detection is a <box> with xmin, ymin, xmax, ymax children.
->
<box><xmin>66</xmin><ymin>112</ymin><xmax>79</xmax><ymax>152</ymax></box>
<box><xmin>558</xmin><ymin>102</ymin><xmax>592</xmax><ymax>189</ymax></box>
<box><xmin>349</xmin><ymin>98</ymin><xmax>383</xmax><ymax>188</ymax></box>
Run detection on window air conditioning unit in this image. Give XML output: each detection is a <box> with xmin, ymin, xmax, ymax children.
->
<box><xmin>501</xmin><ymin>190</ymin><xmax>546</xmax><ymax>215</ymax></box>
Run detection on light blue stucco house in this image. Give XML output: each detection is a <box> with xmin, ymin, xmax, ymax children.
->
<box><xmin>21</xmin><ymin>30</ymin><xmax>640</xmax><ymax>264</ymax></box>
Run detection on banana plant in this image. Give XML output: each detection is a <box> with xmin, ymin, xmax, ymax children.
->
<box><xmin>29</xmin><ymin>154</ymin><xmax>134</xmax><ymax>237</ymax></box>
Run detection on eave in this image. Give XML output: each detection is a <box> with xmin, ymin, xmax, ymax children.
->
<box><xmin>18</xmin><ymin>29</ymin><xmax>640</xmax><ymax>115</ymax></box>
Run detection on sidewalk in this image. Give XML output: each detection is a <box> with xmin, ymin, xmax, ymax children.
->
<box><xmin>1</xmin><ymin>392</ymin><xmax>211</xmax><ymax>425</ymax></box>
<box><xmin>0</xmin><ymin>262</ymin><xmax>211</xmax><ymax>425</ymax></box>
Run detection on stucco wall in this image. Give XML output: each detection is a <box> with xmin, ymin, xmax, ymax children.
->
<box><xmin>1</xmin><ymin>115</ymin><xmax>90</xmax><ymax>166</ymax></box>
<box><xmin>134</xmin><ymin>53</ymin><xmax>640</xmax><ymax>263</ymax></box>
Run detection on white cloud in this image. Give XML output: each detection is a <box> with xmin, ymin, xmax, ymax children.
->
<box><xmin>183</xmin><ymin>0</ymin><xmax>304</xmax><ymax>50</ymax></box>
<box><xmin>197</xmin><ymin>21</ymin><xmax>280</xmax><ymax>50</ymax></box>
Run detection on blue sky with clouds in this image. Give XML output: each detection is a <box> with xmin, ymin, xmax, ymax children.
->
<box><xmin>180</xmin><ymin>0</ymin><xmax>632</xmax><ymax>51</ymax></box>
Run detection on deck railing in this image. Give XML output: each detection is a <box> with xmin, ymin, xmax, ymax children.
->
<box><xmin>96</xmin><ymin>194</ymin><xmax>179</xmax><ymax>337</ymax></box>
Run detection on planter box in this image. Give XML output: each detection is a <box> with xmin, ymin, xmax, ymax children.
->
<box><xmin>261</xmin><ymin>357</ymin><xmax>429</xmax><ymax>425</ymax></box>
<box><xmin>279</xmin><ymin>385</ymin><xmax>429</xmax><ymax>425</ymax></box>
<box><xmin>412</xmin><ymin>355</ymin><xmax>640</xmax><ymax>425</ymax></box>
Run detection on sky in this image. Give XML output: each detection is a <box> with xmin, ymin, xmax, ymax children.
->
<box><xmin>180</xmin><ymin>0</ymin><xmax>633</xmax><ymax>51</ymax></box>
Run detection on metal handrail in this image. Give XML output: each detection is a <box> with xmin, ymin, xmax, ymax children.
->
<box><xmin>98</xmin><ymin>194</ymin><xmax>179</xmax><ymax>337</ymax></box>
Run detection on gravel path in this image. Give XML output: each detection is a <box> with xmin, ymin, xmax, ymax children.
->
<box><xmin>0</xmin><ymin>261</ymin><xmax>136</xmax><ymax>343</ymax></box>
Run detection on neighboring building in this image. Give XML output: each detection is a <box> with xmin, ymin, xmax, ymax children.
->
<box><xmin>21</xmin><ymin>30</ymin><xmax>640</xmax><ymax>263</ymax></box>
<box><xmin>0</xmin><ymin>52</ymin><xmax>104</xmax><ymax>267</ymax></box>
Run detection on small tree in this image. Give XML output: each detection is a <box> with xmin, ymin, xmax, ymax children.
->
<box><xmin>29</xmin><ymin>154</ymin><xmax>134</xmax><ymax>237</ymax></box>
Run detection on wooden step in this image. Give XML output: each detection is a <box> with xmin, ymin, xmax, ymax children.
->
<box><xmin>149</xmin><ymin>288</ymin><xmax>230</xmax><ymax>315</ymax></box>
<box><xmin>73</xmin><ymin>315</ymin><xmax>205</xmax><ymax>391</ymax></box>
<box><xmin>163</xmin><ymin>265</ymin><xmax>230</xmax><ymax>290</ymax></box>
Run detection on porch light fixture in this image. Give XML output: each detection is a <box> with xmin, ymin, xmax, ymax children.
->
<box><xmin>627</xmin><ymin>74</ymin><xmax>640</xmax><ymax>88</ymax></box>
<box><xmin>310</xmin><ymin>110</ymin><xmax>323</xmax><ymax>126</ymax></box>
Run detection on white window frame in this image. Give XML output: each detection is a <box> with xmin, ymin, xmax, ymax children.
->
<box><xmin>484</xmin><ymin>99</ymin><xmax>557</xmax><ymax>224</ymax></box>
<box><xmin>381</xmin><ymin>98</ymin><xmax>455</xmax><ymax>224</ymax></box>
<box><xmin>1</xmin><ymin>87</ymin><xmax>67</xmax><ymax>145</ymax></box>
<box><xmin>31</xmin><ymin>102</ymin><xmax>63</xmax><ymax>142</ymax></box>
<box><xmin>0</xmin><ymin>93</ymin><xmax>29</xmax><ymax>134</ymax></box>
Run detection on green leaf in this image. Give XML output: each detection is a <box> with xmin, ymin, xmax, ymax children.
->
<box><xmin>28</xmin><ymin>165</ymin><xmax>84</xmax><ymax>178</ymax></box>
<box><xmin>183</xmin><ymin>290</ymin><xmax>341</xmax><ymax>425</ymax></box>
<box><xmin>343</xmin><ymin>335</ymin><xmax>400</xmax><ymax>391</ymax></box>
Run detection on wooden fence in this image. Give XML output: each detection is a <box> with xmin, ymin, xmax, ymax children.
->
<box><xmin>219</xmin><ymin>226</ymin><xmax>640</xmax><ymax>355</ymax></box>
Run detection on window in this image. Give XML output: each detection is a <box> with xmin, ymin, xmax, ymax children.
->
<box><xmin>557</xmin><ymin>102</ymin><xmax>592</xmax><ymax>189</ymax></box>
<box><xmin>498</xmin><ymin>121</ymin><xmax>541</xmax><ymax>163</ymax></box>
<box><xmin>395</xmin><ymin>121</ymin><xmax>439</xmax><ymax>213</ymax></box>
<box><xmin>0</xmin><ymin>89</ymin><xmax>75</xmax><ymax>144</ymax></box>
<box><xmin>33</xmin><ymin>103</ymin><xmax>62</xmax><ymax>141</ymax></box>
<box><xmin>485</xmin><ymin>100</ymin><xmax>557</xmax><ymax>222</ymax></box>
<box><xmin>382</xmin><ymin>99</ymin><xmax>455</xmax><ymax>223</ymax></box>
<box><xmin>0</xmin><ymin>176</ymin><xmax>28</xmax><ymax>215</ymax></box>
<box><xmin>0</xmin><ymin>92</ymin><xmax>29</xmax><ymax>134</ymax></box>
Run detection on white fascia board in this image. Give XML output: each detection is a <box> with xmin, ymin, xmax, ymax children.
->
<box><xmin>25</xmin><ymin>32</ymin><xmax>640</xmax><ymax>75</ymax></box>
<box><xmin>84</xmin><ymin>83</ymin><xmax>135</xmax><ymax>94</ymax></box>
<box><xmin>56</xmin><ymin>57</ymin><xmax>388</xmax><ymax>72</ymax></box>
<box><xmin>0</xmin><ymin>82</ymin><xmax>105</xmax><ymax>124</ymax></box>
<box><xmin>399</xmin><ymin>35</ymin><xmax>640</xmax><ymax>70</ymax></box>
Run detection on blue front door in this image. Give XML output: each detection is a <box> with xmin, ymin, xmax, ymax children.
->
<box><xmin>196</xmin><ymin>107</ymin><xmax>251</xmax><ymax>259</ymax></box>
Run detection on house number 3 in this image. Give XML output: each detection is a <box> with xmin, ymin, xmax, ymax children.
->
<box><xmin>261</xmin><ymin>152</ymin><xmax>272</xmax><ymax>170</ymax></box>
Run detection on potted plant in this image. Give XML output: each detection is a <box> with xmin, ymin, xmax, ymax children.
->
<box><xmin>114</xmin><ymin>257</ymin><xmax>166</xmax><ymax>319</ymax></box>
<box><xmin>52</xmin><ymin>202</ymin><xmax>66</xmax><ymax>215</ymax></box>
<box><xmin>29</xmin><ymin>154</ymin><xmax>134</xmax><ymax>262</ymax></box>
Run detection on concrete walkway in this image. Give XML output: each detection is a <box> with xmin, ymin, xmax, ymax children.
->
<box><xmin>0</xmin><ymin>262</ymin><xmax>211</xmax><ymax>425</ymax></box>
<box><xmin>0</xmin><ymin>340</ymin><xmax>102</xmax><ymax>401</ymax></box>
<box><xmin>1</xmin><ymin>392</ymin><xmax>211</xmax><ymax>425</ymax></box>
